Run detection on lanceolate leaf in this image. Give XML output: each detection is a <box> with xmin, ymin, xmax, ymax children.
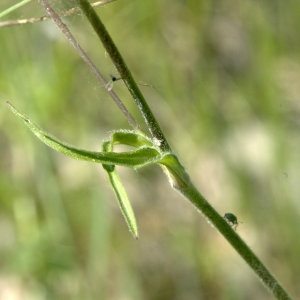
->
<box><xmin>7</xmin><ymin>102</ymin><xmax>162</xmax><ymax>168</ymax></box>
<box><xmin>8</xmin><ymin>102</ymin><xmax>165</xmax><ymax>239</ymax></box>
<box><xmin>105</xmin><ymin>167</ymin><xmax>139</xmax><ymax>238</ymax></box>
<box><xmin>102</xmin><ymin>136</ymin><xmax>141</xmax><ymax>238</ymax></box>
<box><xmin>7</xmin><ymin>102</ymin><xmax>192</xmax><ymax>239</ymax></box>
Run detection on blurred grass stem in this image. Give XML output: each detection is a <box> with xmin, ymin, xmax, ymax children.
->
<box><xmin>0</xmin><ymin>0</ymin><xmax>31</xmax><ymax>19</ymax></box>
<box><xmin>0</xmin><ymin>0</ymin><xmax>116</xmax><ymax>28</ymax></box>
<box><xmin>39</xmin><ymin>0</ymin><xmax>138</xmax><ymax>129</ymax></box>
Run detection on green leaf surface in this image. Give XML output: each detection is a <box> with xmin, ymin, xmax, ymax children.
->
<box><xmin>110</xmin><ymin>130</ymin><xmax>153</xmax><ymax>148</ymax></box>
<box><xmin>100</xmin><ymin>130</ymin><xmax>156</xmax><ymax>238</ymax></box>
<box><xmin>106</xmin><ymin>167</ymin><xmax>138</xmax><ymax>238</ymax></box>
<box><xmin>7</xmin><ymin>102</ymin><xmax>162</xmax><ymax>168</ymax></box>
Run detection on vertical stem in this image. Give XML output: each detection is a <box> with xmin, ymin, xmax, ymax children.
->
<box><xmin>77</xmin><ymin>0</ymin><xmax>171</xmax><ymax>152</ymax></box>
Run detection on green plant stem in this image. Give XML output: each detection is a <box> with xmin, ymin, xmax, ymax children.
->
<box><xmin>179</xmin><ymin>181</ymin><xmax>291</xmax><ymax>300</ymax></box>
<box><xmin>76</xmin><ymin>0</ymin><xmax>171</xmax><ymax>153</ymax></box>
<box><xmin>161</xmin><ymin>155</ymin><xmax>292</xmax><ymax>299</ymax></box>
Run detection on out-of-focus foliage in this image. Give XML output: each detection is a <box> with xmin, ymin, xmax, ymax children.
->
<box><xmin>1</xmin><ymin>0</ymin><xmax>300</xmax><ymax>299</ymax></box>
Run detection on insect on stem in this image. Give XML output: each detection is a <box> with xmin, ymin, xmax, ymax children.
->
<box><xmin>224</xmin><ymin>212</ymin><xmax>239</xmax><ymax>230</ymax></box>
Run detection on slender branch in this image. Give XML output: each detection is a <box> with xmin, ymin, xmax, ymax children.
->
<box><xmin>160</xmin><ymin>154</ymin><xmax>292</xmax><ymax>299</ymax></box>
<box><xmin>76</xmin><ymin>0</ymin><xmax>171</xmax><ymax>152</ymax></box>
<box><xmin>39</xmin><ymin>0</ymin><xmax>139</xmax><ymax>129</ymax></box>
<box><xmin>0</xmin><ymin>0</ymin><xmax>116</xmax><ymax>28</ymax></box>
<box><xmin>179</xmin><ymin>182</ymin><xmax>292</xmax><ymax>300</ymax></box>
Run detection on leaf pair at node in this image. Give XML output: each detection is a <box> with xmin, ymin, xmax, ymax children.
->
<box><xmin>7</xmin><ymin>102</ymin><xmax>177</xmax><ymax>238</ymax></box>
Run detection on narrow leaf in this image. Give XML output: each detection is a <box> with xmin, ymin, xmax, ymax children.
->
<box><xmin>106</xmin><ymin>168</ymin><xmax>139</xmax><ymax>238</ymax></box>
<box><xmin>7</xmin><ymin>102</ymin><xmax>162</xmax><ymax>168</ymax></box>
<box><xmin>101</xmin><ymin>132</ymin><xmax>153</xmax><ymax>238</ymax></box>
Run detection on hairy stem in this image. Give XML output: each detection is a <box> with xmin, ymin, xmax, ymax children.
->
<box><xmin>160</xmin><ymin>154</ymin><xmax>292</xmax><ymax>299</ymax></box>
<box><xmin>180</xmin><ymin>182</ymin><xmax>291</xmax><ymax>300</ymax></box>
<box><xmin>76</xmin><ymin>0</ymin><xmax>171</xmax><ymax>152</ymax></box>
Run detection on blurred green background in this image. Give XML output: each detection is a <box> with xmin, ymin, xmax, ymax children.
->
<box><xmin>1</xmin><ymin>0</ymin><xmax>300</xmax><ymax>299</ymax></box>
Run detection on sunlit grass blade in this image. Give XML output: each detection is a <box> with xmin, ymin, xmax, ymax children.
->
<box><xmin>0</xmin><ymin>0</ymin><xmax>32</xmax><ymax>19</ymax></box>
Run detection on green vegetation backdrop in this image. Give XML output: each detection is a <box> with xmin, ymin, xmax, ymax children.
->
<box><xmin>1</xmin><ymin>0</ymin><xmax>300</xmax><ymax>299</ymax></box>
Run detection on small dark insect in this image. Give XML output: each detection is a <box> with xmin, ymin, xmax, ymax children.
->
<box><xmin>224</xmin><ymin>212</ymin><xmax>239</xmax><ymax>230</ymax></box>
<box><xmin>110</xmin><ymin>75</ymin><xmax>122</xmax><ymax>82</ymax></box>
<box><xmin>106</xmin><ymin>75</ymin><xmax>122</xmax><ymax>91</ymax></box>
